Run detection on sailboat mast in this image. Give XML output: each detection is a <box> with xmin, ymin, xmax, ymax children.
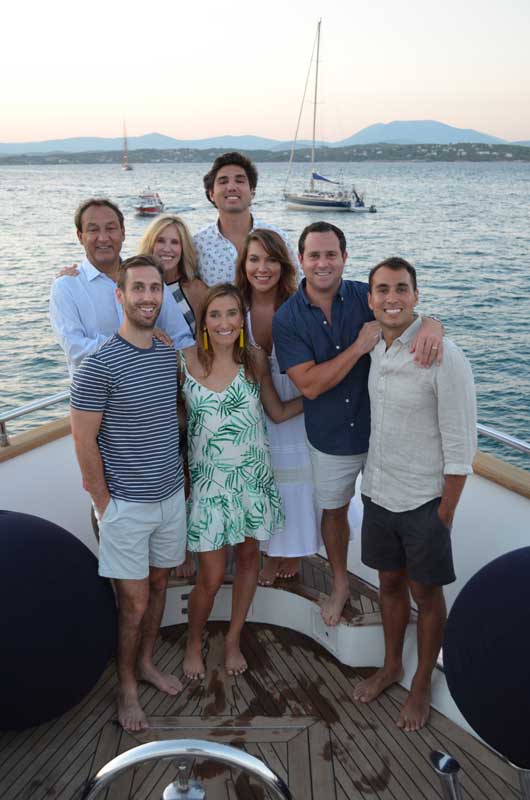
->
<box><xmin>310</xmin><ymin>19</ymin><xmax>321</xmax><ymax>191</ymax></box>
<box><xmin>123</xmin><ymin>122</ymin><xmax>129</xmax><ymax>168</ymax></box>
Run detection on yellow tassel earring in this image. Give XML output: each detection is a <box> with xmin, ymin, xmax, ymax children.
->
<box><xmin>239</xmin><ymin>328</ymin><xmax>245</xmax><ymax>348</ymax></box>
<box><xmin>203</xmin><ymin>328</ymin><xmax>209</xmax><ymax>350</ymax></box>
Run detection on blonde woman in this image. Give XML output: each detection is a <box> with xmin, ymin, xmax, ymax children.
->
<box><xmin>139</xmin><ymin>215</ymin><xmax>207</xmax><ymax>336</ymax></box>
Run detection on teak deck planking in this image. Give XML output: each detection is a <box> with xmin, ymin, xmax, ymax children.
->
<box><xmin>0</xmin><ymin>556</ymin><xmax>518</xmax><ymax>799</ymax></box>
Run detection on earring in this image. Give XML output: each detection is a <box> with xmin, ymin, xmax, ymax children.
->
<box><xmin>203</xmin><ymin>329</ymin><xmax>209</xmax><ymax>351</ymax></box>
<box><xmin>239</xmin><ymin>328</ymin><xmax>245</xmax><ymax>348</ymax></box>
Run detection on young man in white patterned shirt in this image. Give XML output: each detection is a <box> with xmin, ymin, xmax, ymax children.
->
<box><xmin>193</xmin><ymin>152</ymin><xmax>297</xmax><ymax>285</ymax></box>
<box><xmin>353</xmin><ymin>257</ymin><xmax>477</xmax><ymax>732</ymax></box>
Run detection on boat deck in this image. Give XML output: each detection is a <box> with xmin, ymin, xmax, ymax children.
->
<box><xmin>0</xmin><ymin>556</ymin><xmax>519</xmax><ymax>799</ymax></box>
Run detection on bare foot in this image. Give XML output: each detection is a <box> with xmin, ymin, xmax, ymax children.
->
<box><xmin>174</xmin><ymin>551</ymin><xmax>196</xmax><ymax>579</ymax></box>
<box><xmin>258</xmin><ymin>556</ymin><xmax>280</xmax><ymax>586</ymax></box>
<box><xmin>225</xmin><ymin>639</ymin><xmax>247</xmax><ymax>676</ymax></box>
<box><xmin>353</xmin><ymin>665</ymin><xmax>404</xmax><ymax>703</ymax></box>
<box><xmin>117</xmin><ymin>685</ymin><xmax>148</xmax><ymax>732</ymax></box>
<box><xmin>277</xmin><ymin>557</ymin><xmax>301</xmax><ymax>579</ymax></box>
<box><xmin>183</xmin><ymin>641</ymin><xmax>205</xmax><ymax>680</ymax></box>
<box><xmin>137</xmin><ymin>662</ymin><xmax>183</xmax><ymax>695</ymax></box>
<box><xmin>397</xmin><ymin>683</ymin><xmax>431</xmax><ymax>731</ymax></box>
<box><xmin>320</xmin><ymin>585</ymin><xmax>350</xmax><ymax>626</ymax></box>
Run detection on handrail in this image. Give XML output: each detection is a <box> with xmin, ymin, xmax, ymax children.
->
<box><xmin>1</xmin><ymin>390</ymin><xmax>529</xmax><ymax>456</ymax></box>
<box><xmin>81</xmin><ymin>739</ymin><xmax>293</xmax><ymax>800</ymax></box>
<box><xmin>477</xmin><ymin>424</ymin><xmax>530</xmax><ymax>455</ymax></box>
<box><xmin>0</xmin><ymin>391</ymin><xmax>69</xmax><ymax>446</ymax></box>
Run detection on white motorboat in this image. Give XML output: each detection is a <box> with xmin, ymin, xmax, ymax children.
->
<box><xmin>134</xmin><ymin>187</ymin><xmax>164</xmax><ymax>216</ymax></box>
<box><xmin>284</xmin><ymin>20</ymin><xmax>377</xmax><ymax>214</ymax></box>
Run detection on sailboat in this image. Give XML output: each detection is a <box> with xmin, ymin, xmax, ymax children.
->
<box><xmin>122</xmin><ymin>122</ymin><xmax>133</xmax><ymax>171</ymax></box>
<box><xmin>284</xmin><ymin>20</ymin><xmax>376</xmax><ymax>213</ymax></box>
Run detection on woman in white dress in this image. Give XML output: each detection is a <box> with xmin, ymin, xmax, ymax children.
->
<box><xmin>235</xmin><ymin>229</ymin><xmax>322</xmax><ymax>585</ymax></box>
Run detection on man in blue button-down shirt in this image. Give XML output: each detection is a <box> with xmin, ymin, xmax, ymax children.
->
<box><xmin>273</xmin><ymin>222</ymin><xmax>443</xmax><ymax>627</ymax></box>
<box><xmin>50</xmin><ymin>198</ymin><xmax>195</xmax><ymax>375</ymax></box>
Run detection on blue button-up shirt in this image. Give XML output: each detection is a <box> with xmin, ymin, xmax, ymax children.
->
<box><xmin>50</xmin><ymin>257</ymin><xmax>195</xmax><ymax>375</ymax></box>
<box><xmin>272</xmin><ymin>279</ymin><xmax>373</xmax><ymax>456</ymax></box>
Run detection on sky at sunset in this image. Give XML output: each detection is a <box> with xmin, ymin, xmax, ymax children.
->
<box><xmin>3</xmin><ymin>0</ymin><xmax>529</xmax><ymax>143</ymax></box>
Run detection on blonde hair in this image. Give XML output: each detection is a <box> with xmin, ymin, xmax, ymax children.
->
<box><xmin>197</xmin><ymin>283</ymin><xmax>256</xmax><ymax>382</ymax></box>
<box><xmin>138</xmin><ymin>215</ymin><xmax>198</xmax><ymax>284</ymax></box>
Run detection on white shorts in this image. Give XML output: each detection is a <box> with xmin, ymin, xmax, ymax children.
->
<box><xmin>307</xmin><ymin>442</ymin><xmax>367</xmax><ymax>510</ymax></box>
<box><xmin>96</xmin><ymin>488</ymin><xmax>187</xmax><ymax>580</ymax></box>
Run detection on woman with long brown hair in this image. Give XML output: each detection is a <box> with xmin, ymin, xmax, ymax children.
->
<box><xmin>180</xmin><ymin>283</ymin><xmax>302</xmax><ymax>678</ymax></box>
<box><xmin>235</xmin><ymin>229</ymin><xmax>321</xmax><ymax>585</ymax></box>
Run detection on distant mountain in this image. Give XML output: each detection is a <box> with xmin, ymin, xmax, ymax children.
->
<box><xmin>0</xmin><ymin>133</ymin><xmax>284</xmax><ymax>156</ymax></box>
<box><xmin>335</xmin><ymin>120</ymin><xmax>506</xmax><ymax>146</ymax></box>
<box><xmin>0</xmin><ymin>121</ymin><xmax>517</xmax><ymax>155</ymax></box>
<box><xmin>513</xmin><ymin>140</ymin><xmax>530</xmax><ymax>146</ymax></box>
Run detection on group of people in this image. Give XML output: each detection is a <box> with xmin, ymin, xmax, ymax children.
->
<box><xmin>50</xmin><ymin>151</ymin><xmax>477</xmax><ymax>736</ymax></box>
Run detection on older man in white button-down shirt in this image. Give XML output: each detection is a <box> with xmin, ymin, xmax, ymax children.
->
<box><xmin>354</xmin><ymin>257</ymin><xmax>477</xmax><ymax>734</ymax></box>
<box><xmin>50</xmin><ymin>198</ymin><xmax>194</xmax><ymax>375</ymax></box>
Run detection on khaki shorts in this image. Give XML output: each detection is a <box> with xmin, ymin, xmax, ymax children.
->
<box><xmin>96</xmin><ymin>488</ymin><xmax>187</xmax><ymax>580</ymax></box>
<box><xmin>307</xmin><ymin>442</ymin><xmax>367</xmax><ymax>510</ymax></box>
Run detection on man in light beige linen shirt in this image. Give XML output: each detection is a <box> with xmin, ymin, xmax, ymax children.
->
<box><xmin>354</xmin><ymin>257</ymin><xmax>477</xmax><ymax>733</ymax></box>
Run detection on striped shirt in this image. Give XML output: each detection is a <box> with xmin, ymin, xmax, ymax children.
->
<box><xmin>167</xmin><ymin>280</ymin><xmax>196</xmax><ymax>336</ymax></box>
<box><xmin>70</xmin><ymin>334</ymin><xmax>182</xmax><ymax>502</ymax></box>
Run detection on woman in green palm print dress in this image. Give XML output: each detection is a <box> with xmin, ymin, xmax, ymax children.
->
<box><xmin>180</xmin><ymin>284</ymin><xmax>303</xmax><ymax>679</ymax></box>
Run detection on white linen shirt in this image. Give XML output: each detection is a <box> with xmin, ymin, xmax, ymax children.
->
<box><xmin>362</xmin><ymin>317</ymin><xmax>477</xmax><ymax>512</ymax></box>
<box><xmin>193</xmin><ymin>217</ymin><xmax>299</xmax><ymax>286</ymax></box>
<box><xmin>49</xmin><ymin>257</ymin><xmax>195</xmax><ymax>375</ymax></box>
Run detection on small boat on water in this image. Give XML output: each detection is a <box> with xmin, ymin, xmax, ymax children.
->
<box><xmin>284</xmin><ymin>20</ymin><xmax>377</xmax><ymax>214</ymax></box>
<box><xmin>122</xmin><ymin>122</ymin><xmax>133</xmax><ymax>172</ymax></box>
<box><xmin>134</xmin><ymin>187</ymin><xmax>164</xmax><ymax>216</ymax></box>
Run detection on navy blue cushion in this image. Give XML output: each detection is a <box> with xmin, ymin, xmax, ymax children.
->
<box><xmin>0</xmin><ymin>510</ymin><xmax>116</xmax><ymax>731</ymax></box>
<box><xmin>444</xmin><ymin>547</ymin><xmax>530</xmax><ymax>768</ymax></box>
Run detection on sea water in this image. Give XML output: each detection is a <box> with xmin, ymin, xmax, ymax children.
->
<box><xmin>0</xmin><ymin>160</ymin><xmax>529</xmax><ymax>466</ymax></box>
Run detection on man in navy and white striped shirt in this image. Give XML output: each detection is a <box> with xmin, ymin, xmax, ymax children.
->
<box><xmin>70</xmin><ymin>255</ymin><xmax>186</xmax><ymax>732</ymax></box>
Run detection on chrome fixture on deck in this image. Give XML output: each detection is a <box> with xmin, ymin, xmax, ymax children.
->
<box><xmin>430</xmin><ymin>752</ymin><xmax>463</xmax><ymax>800</ymax></box>
<box><xmin>81</xmin><ymin>739</ymin><xmax>293</xmax><ymax>800</ymax></box>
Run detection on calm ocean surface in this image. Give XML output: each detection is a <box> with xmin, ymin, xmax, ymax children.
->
<box><xmin>1</xmin><ymin>160</ymin><xmax>529</xmax><ymax>466</ymax></box>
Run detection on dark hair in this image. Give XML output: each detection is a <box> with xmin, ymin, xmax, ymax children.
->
<box><xmin>197</xmin><ymin>283</ymin><xmax>257</xmax><ymax>382</ymax></box>
<box><xmin>203</xmin><ymin>152</ymin><xmax>258</xmax><ymax>206</ymax></box>
<box><xmin>74</xmin><ymin>198</ymin><xmax>124</xmax><ymax>232</ymax></box>
<box><xmin>298</xmin><ymin>221</ymin><xmax>347</xmax><ymax>256</ymax></box>
<box><xmin>117</xmin><ymin>255</ymin><xmax>164</xmax><ymax>290</ymax></box>
<box><xmin>368</xmin><ymin>257</ymin><xmax>417</xmax><ymax>292</ymax></box>
<box><xmin>235</xmin><ymin>229</ymin><xmax>298</xmax><ymax>310</ymax></box>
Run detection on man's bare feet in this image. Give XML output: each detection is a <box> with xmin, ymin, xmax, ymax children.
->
<box><xmin>397</xmin><ymin>682</ymin><xmax>431</xmax><ymax>731</ymax></box>
<box><xmin>353</xmin><ymin>665</ymin><xmax>404</xmax><ymax>703</ymax></box>
<box><xmin>320</xmin><ymin>584</ymin><xmax>350</xmax><ymax>626</ymax></box>
<box><xmin>117</xmin><ymin>685</ymin><xmax>148</xmax><ymax>732</ymax></box>
<box><xmin>174</xmin><ymin>551</ymin><xmax>196</xmax><ymax>579</ymax></box>
<box><xmin>137</xmin><ymin>663</ymin><xmax>183</xmax><ymax>695</ymax></box>
<box><xmin>183</xmin><ymin>641</ymin><xmax>205</xmax><ymax>680</ymax></box>
<box><xmin>258</xmin><ymin>556</ymin><xmax>280</xmax><ymax>586</ymax></box>
<box><xmin>225</xmin><ymin>638</ymin><xmax>247</xmax><ymax>676</ymax></box>
<box><xmin>277</xmin><ymin>557</ymin><xmax>301</xmax><ymax>579</ymax></box>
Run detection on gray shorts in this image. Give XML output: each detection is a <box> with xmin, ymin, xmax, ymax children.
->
<box><xmin>96</xmin><ymin>488</ymin><xmax>187</xmax><ymax>580</ymax></box>
<box><xmin>307</xmin><ymin>441</ymin><xmax>366</xmax><ymax>510</ymax></box>
<box><xmin>361</xmin><ymin>495</ymin><xmax>456</xmax><ymax>586</ymax></box>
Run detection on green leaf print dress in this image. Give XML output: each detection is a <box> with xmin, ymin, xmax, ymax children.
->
<box><xmin>181</xmin><ymin>354</ymin><xmax>284</xmax><ymax>552</ymax></box>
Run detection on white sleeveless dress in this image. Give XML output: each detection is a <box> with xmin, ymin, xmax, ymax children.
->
<box><xmin>247</xmin><ymin>313</ymin><xmax>322</xmax><ymax>557</ymax></box>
